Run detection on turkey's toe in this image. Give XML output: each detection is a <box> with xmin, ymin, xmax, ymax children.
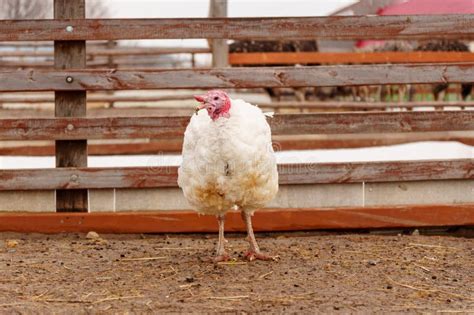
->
<box><xmin>244</xmin><ymin>251</ymin><xmax>279</xmax><ymax>262</ymax></box>
<box><xmin>213</xmin><ymin>253</ymin><xmax>232</xmax><ymax>263</ymax></box>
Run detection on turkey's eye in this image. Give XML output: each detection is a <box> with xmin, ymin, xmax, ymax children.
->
<box><xmin>214</xmin><ymin>96</ymin><xmax>219</xmax><ymax>101</ymax></box>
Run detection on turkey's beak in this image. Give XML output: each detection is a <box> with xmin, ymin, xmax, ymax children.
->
<box><xmin>194</xmin><ymin>95</ymin><xmax>207</xmax><ymax>115</ymax></box>
<box><xmin>194</xmin><ymin>95</ymin><xmax>205</xmax><ymax>103</ymax></box>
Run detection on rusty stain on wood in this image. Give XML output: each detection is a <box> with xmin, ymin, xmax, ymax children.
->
<box><xmin>0</xmin><ymin>159</ymin><xmax>472</xmax><ymax>191</ymax></box>
<box><xmin>0</xmin><ymin>112</ymin><xmax>473</xmax><ymax>141</ymax></box>
<box><xmin>0</xmin><ymin>15</ymin><xmax>473</xmax><ymax>41</ymax></box>
<box><xmin>0</xmin><ymin>204</ymin><xmax>472</xmax><ymax>233</ymax></box>
<box><xmin>229</xmin><ymin>52</ymin><xmax>474</xmax><ymax>65</ymax></box>
<box><xmin>1</xmin><ymin>64</ymin><xmax>474</xmax><ymax>92</ymax></box>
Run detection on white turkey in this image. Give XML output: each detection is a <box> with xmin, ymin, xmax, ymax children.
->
<box><xmin>178</xmin><ymin>90</ymin><xmax>279</xmax><ymax>262</ymax></box>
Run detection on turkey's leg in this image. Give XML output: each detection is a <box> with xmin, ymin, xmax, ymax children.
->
<box><xmin>241</xmin><ymin>211</ymin><xmax>278</xmax><ymax>261</ymax></box>
<box><xmin>214</xmin><ymin>214</ymin><xmax>230</xmax><ymax>262</ymax></box>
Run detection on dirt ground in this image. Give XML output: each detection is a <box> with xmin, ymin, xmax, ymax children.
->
<box><xmin>0</xmin><ymin>231</ymin><xmax>473</xmax><ymax>314</ymax></box>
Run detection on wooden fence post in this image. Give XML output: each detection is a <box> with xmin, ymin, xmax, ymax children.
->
<box><xmin>54</xmin><ymin>0</ymin><xmax>88</xmax><ymax>212</ymax></box>
<box><xmin>209</xmin><ymin>0</ymin><xmax>228</xmax><ymax>67</ymax></box>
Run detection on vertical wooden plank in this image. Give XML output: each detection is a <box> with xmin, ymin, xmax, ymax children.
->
<box><xmin>209</xmin><ymin>0</ymin><xmax>228</xmax><ymax>67</ymax></box>
<box><xmin>105</xmin><ymin>40</ymin><xmax>116</xmax><ymax>108</ymax></box>
<box><xmin>54</xmin><ymin>0</ymin><xmax>88</xmax><ymax>212</ymax></box>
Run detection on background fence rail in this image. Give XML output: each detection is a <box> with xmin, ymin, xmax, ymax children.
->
<box><xmin>1</xmin><ymin>15</ymin><xmax>474</xmax><ymax>41</ymax></box>
<box><xmin>1</xmin><ymin>64</ymin><xmax>474</xmax><ymax>92</ymax></box>
<box><xmin>229</xmin><ymin>52</ymin><xmax>474</xmax><ymax>65</ymax></box>
<box><xmin>1</xmin><ymin>112</ymin><xmax>474</xmax><ymax>140</ymax></box>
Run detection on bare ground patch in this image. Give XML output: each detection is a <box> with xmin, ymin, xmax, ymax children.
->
<box><xmin>0</xmin><ymin>232</ymin><xmax>473</xmax><ymax>314</ymax></box>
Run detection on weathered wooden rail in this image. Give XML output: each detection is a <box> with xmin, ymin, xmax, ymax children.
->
<box><xmin>1</xmin><ymin>15</ymin><xmax>473</xmax><ymax>41</ymax></box>
<box><xmin>2</xmin><ymin>64</ymin><xmax>474</xmax><ymax>92</ymax></box>
<box><xmin>0</xmin><ymin>159</ymin><xmax>472</xmax><ymax>191</ymax></box>
<box><xmin>1</xmin><ymin>112</ymin><xmax>474</xmax><ymax>140</ymax></box>
<box><xmin>1</xmin><ymin>9</ymin><xmax>473</xmax><ymax>231</ymax></box>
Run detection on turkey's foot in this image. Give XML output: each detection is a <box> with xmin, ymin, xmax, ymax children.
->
<box><xmin>213</xmin><ymin>253</ymin><xmax>232</xmax><ymax>263</ymax></box>
<box><xmin>244</xmin><ymin>250</ymin><xmax>279</xmax><ymax>262</ymax></box>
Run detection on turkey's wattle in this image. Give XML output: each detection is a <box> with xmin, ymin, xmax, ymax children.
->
<box><xmin>178</xmin><ymin>90</ymin><xmax>279</xmax><ymax>262</ymax></box>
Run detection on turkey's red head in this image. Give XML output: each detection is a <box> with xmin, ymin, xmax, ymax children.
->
<box><xmin>194</xmin><ymin>90</ymin><xmax>231</xmax><ymax>121</ymax></box>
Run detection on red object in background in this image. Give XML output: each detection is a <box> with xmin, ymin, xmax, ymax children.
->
<box><xmin>377</xmin><ymin>0</ymin><xmax>474</xmax><ymax>15</ymax></box>
<box><xmin>356</xmin><ymin>0</ymin><xmax>474</xmax><ymax>49</ymax></box>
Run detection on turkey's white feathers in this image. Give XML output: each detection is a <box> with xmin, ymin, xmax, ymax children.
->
<box><xmin>178</xmin><ymin>98</ymin><xmax>279</xmax><ymax>215</ymax></box>
<box><xmin>263</xmin><ymin>111</ymin><xmax>274</xmax><ymax>118</ymax></box>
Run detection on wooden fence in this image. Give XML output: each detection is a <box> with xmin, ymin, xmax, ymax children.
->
<box><xmin>0</xmin><ymin>2</ymin><xmax>473</xmax><ymax>232</ymax></box>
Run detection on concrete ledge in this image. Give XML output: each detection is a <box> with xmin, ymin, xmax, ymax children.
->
<box><xmin>0</xmin><ymin>191</ymin><xmax>55</xmax><ymax>212</ymax></box>
<box><xmin>89</xmin><ymin>189</ymin><xmax>115</xmax><ymax>212</ymax></box>
<box><xmin>0</xmin><ymin>180</ymin><xmax>472</xmax><ymax>212</ymax></box>
<box><xmin>105</xmin><ymin>184</ymin><xmax>363</xmax><ymax>212</ymax></box>
<box><xmin>365</xmin><ymin>180</ymin><xmax>474</xmax><ymax>206</ymax></box>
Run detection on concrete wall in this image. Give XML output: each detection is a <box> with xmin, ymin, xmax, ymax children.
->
<box><xmin>1</xmin><ymin>180</ymin><xmax>473</xmax><ymax>212</ymax></box>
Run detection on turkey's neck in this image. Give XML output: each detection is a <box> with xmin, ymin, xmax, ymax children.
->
<box><xmin>210</xmin><ymin>98</ymin><xmax>231</xmax><ymax>121</ymax></box>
